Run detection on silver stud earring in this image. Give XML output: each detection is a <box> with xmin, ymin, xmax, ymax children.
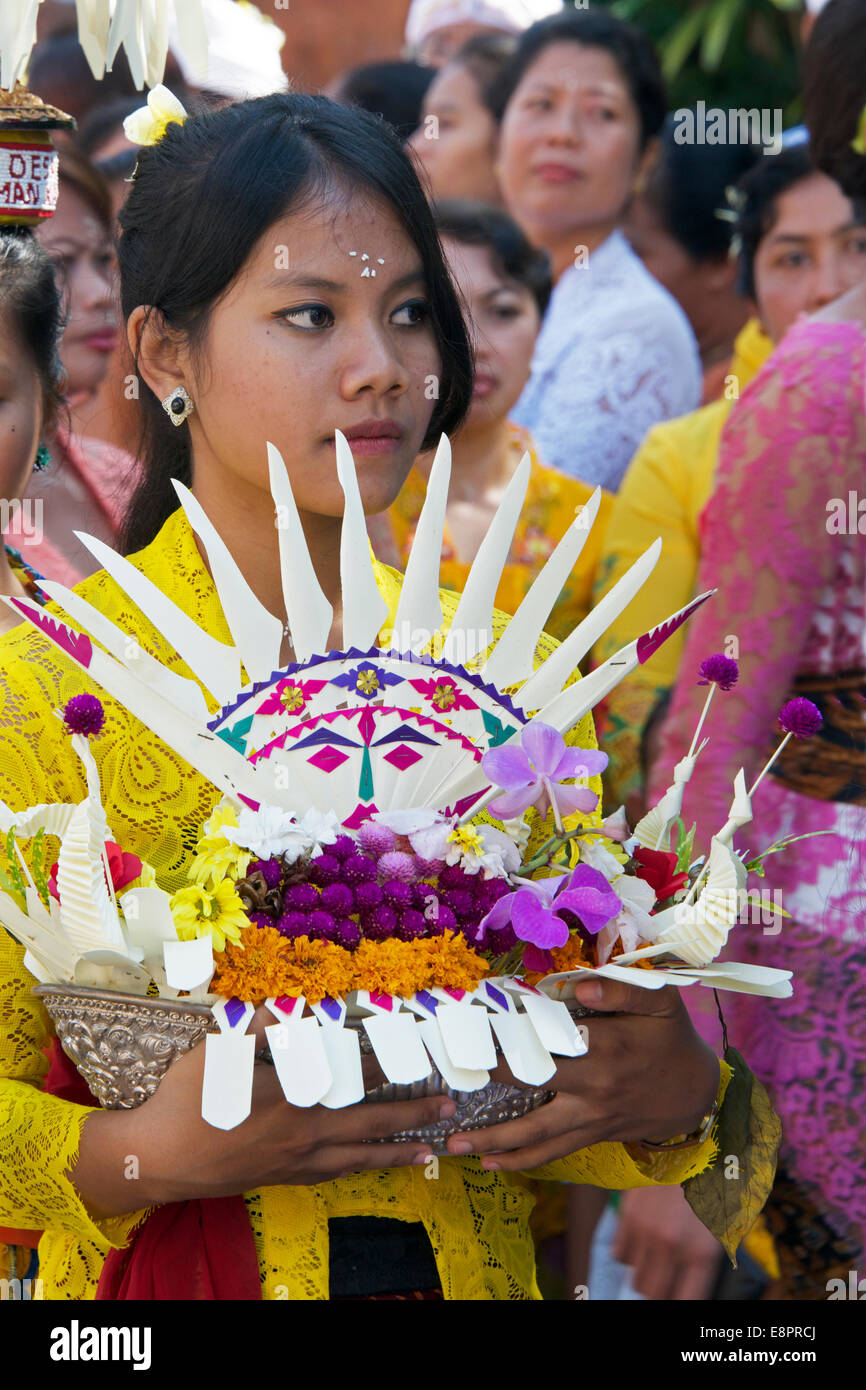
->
<box><xmin>162</xmin><ymin>385</ymin><xmax>195</xmax><ymax>426</ymax></box>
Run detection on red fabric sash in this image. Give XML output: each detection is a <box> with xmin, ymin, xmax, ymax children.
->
<box><xmin>43</xmin><ymin>1039</ymin><xmax>262</xmax><ymax>1300</ymax></box>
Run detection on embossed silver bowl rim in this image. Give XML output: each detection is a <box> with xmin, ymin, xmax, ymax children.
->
<box><xmin>35</xmin><ymin>983</ymin><xmax>587</xmax><ymax>1152</ymax></box>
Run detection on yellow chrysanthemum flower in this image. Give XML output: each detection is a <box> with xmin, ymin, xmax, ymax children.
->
<box><xmin>170</xmin><ymin>880</ymin><xmax>248</xmax><ymax>953</ymax></box>
<box><xmin>187</xmin><ymin>802</ymin><xmax>251</xmax><ymax>888</ymax></box>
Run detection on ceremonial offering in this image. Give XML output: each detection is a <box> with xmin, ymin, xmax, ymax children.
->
<box><xmin>1</xmin><ymin>433</ymin><xmax>804</xmax><ymax>1136</ymax></box>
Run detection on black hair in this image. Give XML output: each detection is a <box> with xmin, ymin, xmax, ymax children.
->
<box><xmin>449</xmin><ymin>32</ymin><xmax>519</xmax><ymax>120</ymax></box>
<box><xmin>490</xmin><ymin>9</ymin><xmax>666</xmax><ymax>149</ymax></box>
<box><xmin>333</xmin><ymin>61</ymin><xmax>435</xmax><ymax>142</ymax></box>
<box><xmin>643</xmin><ymin>112</ymin><xmax>760</xmax><ymax>261</ymax></box>
<box><xmin>803</xmin><ymin>0</ymin><xmax>866</xmax><ymax>202</ymax></box>
<box><xmin>117</xmin><ymin>92</ymin><xmax>474</xmax><ymax>555</ymax></box>
<box><xmin>0</xmin><ymin>229</ymin><xmax>67</xmax><ymax>434</ymax></box>
<box><xmin>733</xmin><ymin>143</ymin><xmax>824</xmax><ymax>299</ymax></box>
<box><xmin>433</xmin><ymin>199</ymin><xmax>552</xmax><ymax>317</ymax></box>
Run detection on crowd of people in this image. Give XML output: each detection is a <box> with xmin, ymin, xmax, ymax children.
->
<box><xmin>0</xmin><ymin>0</ymin><xmax>864</xmax><ymax>1304</ymax></box>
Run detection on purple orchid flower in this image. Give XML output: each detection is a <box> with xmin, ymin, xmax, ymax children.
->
<box><xmin>481</xmin><ymin>721</ymin><xmax>607</xmax><ymax>825</ymax></box>
<box><xmin>474</xmin><ymin>864</ymin><xmax>622</xmax><ymax>952</ymax></box>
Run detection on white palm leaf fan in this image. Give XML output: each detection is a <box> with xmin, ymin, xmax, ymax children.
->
<box><xmin>0</xmin><ymin>1</ymin><xmax>207</xmax><ymax>93</ymax></box>
<box><xmin>645</xmin><ymin>836</ymin><xmax>748</xmax><ymax>968</ymax></box>
<box><xmin>2</xmin><ymin>431</ymin><xmax>712</xmax><ymax>831</ymax></box>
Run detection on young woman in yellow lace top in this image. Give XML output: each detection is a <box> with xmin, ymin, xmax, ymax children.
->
<box><xmin>0</xmin><ymin>94</ymin><xmax>729</xmax><ymax>1300</ymax></box>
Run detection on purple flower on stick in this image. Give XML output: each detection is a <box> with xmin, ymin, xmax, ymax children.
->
<box><xmin>481</xmin><ymin>721</ymin><xmax>606</xmax><ymax>829</ymax></box>
<box><xmin>475</xmin><ymin>864</ymin><xmax>621</xmax><ymax>952</ymax></box>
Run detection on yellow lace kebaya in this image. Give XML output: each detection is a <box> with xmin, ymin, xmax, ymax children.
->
<box><xmin>0</xmin><ymin>507</ymin><xmax>731</xmax><ymax>1300</ymax></box>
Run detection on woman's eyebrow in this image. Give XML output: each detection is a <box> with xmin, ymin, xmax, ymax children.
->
<box><xmin>263</xmin><ymin>267</ymin><xmax>427</xmax><ymax>293</ymax></box>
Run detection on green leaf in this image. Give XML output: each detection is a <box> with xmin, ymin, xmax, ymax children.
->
<box><xmin>30</xmin><ymin>827</ymin><xmax>50</xmax><ymax>908</ymax></box>
<box><xmin>675</xmin><ymin>819</ymin><xmax>697</xmax><ymax>875</ymax></box>
<box><xmin>661</xmin><ymin>5</ymin><xmax>710</xmax><ymax>82</ymax></box>
<box><xmin>4</xmin><ymin>829</ymin><xmax>26</xmax><ymax>900</ymax></box>
<box><xmin>701</xmin><ymin>0</ymin><xmax>741</xmax><ymax>71</ymax></box>
<box><xmin>683</xmin><ymin>1046</ymin><xmax>781</xmax><ymax>1265</ymax></box>
<box><xmin>743</xmin><ymin>828</ymin><xmax>830</xmax><ymax>876</ymax></box>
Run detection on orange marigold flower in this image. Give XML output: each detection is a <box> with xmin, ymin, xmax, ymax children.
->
<box><xmin>524</xmin><ymin>931</ymin><xmax>592</xmax><ymax>986</ymax></box>
<box><xmin>352</xmin><ymin>938</ymin><xmax>422</xmax><ymax>998</ymax></box>
<box><xmin>210</xmin><ymin>924</ymin><xmax>291</xmax><ymax>1002</ymax></box>
<box><xmin>277</xmin><ymin>935</ymin><xmax>356</xmax><ymax>1003</ymax></box>
<box><xmin>413</xmin><ymin>930</ymin><xmax>489</xmax><ymax>992</ymax></box>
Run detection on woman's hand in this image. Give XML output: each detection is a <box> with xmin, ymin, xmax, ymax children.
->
<box><xmin>443</xmin><ymin>975</ymin><xmax>720</xmax><ymax>1170</ymax></box>
<box><xmin>72</xmin><ymin>1008</ymin><xmax>451</xmax><ymax>1219</ymax></box>
<box><xmin>613</xmin><ymin>1185</ymin><xmax>722</xmax><ymax>1300</ymax></box>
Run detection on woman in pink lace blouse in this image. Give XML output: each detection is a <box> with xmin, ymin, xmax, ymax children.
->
<box><xmin>619</xmin><ymin>0</ymin><xmax>866</xmax><ymax>1300</ymax></box>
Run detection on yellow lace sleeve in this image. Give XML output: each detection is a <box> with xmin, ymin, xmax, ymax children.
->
<box><xmin>0</xmin><ymin>931</ymin><xmax>146</xmax><ymax>1254</ymax></box>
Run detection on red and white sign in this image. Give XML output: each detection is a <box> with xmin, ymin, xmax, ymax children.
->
<box><xmin>0</xmin><ymin>140</ymin><xmax>59</xmax><ymax>221</ymax></box>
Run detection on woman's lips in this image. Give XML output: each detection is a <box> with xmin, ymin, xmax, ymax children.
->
<box><xmin>472</xmin><ymin>374</ymin><xmax>498</xmax><ymax>398</ymax></box>
<box><xmin>534</xmin><ymin>163</ymin><xmax>582</xmax><ymax>184</ymax></box>
<box><xmin>82</xmin><ymin>332</ymin><xmax>118</xmax><ymax>352</ymax></box>
<box><xmin>325</xmin><ymin>435</ymin><xmax>401</xmax><ymax>456</ymax></box>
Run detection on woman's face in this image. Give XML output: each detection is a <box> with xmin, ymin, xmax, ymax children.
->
<box><xmin>168</xmin><ymin>189</ymin><xmax>443</xmax><ymax>518</ymax></box>
<box><xmin>497</xmin><ymin>41</ymin><xmax>647</xmax><ymax>248</ymax></box>
<box><xmin>36</xmin><ymin>184</ymin><xmax>118</xmax><ymax>397</ymax></box>
<box><xmin>408</xmin><ymin>62</ymin><xmax>501</xmax><ymax>206</ymax></box>
<box><xmin>440</xmin><ymin>235</ymin><xmax>540</xmax><ymax>430</ymax></box>
<box><xmin>0</xmin><ymin>301</ymin><xmax>44</xmax><ymax>506</ymax></box>
<box><xmin>752</xmin><ymin>172</ymin><xmax>866</xmax><ymax>343</ymax></box>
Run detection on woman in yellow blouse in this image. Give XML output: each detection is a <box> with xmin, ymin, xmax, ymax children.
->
<box><xmin>592</xmin><ymin>142</ymin><xmax>866</xmax><ymax>822</ymax></box>
<box><xmin>0</xmin><ymin>94</ymin><xmax>731</xmax><ymax>1301</ymax></box>
<box><xmin>384</xmin><ymin>200</ymin><xmax>612</xmax><ymax>642</ymax></box>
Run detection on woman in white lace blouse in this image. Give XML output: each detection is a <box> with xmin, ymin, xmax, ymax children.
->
<box><xmin>493</xmin><ymin>10</ymin><xmax>702</xmax><ymax>490</ymax></box>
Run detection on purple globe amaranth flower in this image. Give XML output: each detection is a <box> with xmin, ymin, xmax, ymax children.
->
<box><xmin>697</xmin><ymin>654</ymin><xmax>739</xmax><ymax>691</ymax></box>
<box><xmin>354</xmin><ymin>881</ymin><xmax>383</xmax><ymax>912</ymax></box>
<box><xmin>378</xmin><ymin>851</ymin><xmax>417</xmax><ymax>883</ymax></box>
<box><xmin>283</xmin><ymin>882</ymin><xmax>319</xmax><ymax>913</ymax></box>
<box><xmin>396</xmin><ymin>909</ymin><xmax>427</xmax><ymax>942</ymax></box>
<box><xmin>779</xmin><ymin>697</ymin><xmax>823</xmax><ymax>740</ymax></box>
<box><xmin>476</xmin><ymin>864</ymin><xmax>621</xmax><ymax>952</ymax></box>
<box><xmin>248</xmin><ymin>911</ymin><xmax>273</xmax><ymax>930</ymax></box>
<box><xmin>307</xmin><ymin>909</ymin><xmax>337</xmax><ymax>940</ymax></box>
<box><xmin>481</xmin><ymin>720</ymin><xmax>606</xmax><ymax>822</ymax></box>
<box><xmin>276</xmin><ymin>910</ymin><xmax>310</xmax><ymax>939</ymax></box>
<box><xmin>343</xmin><ymin>854</ymin><xmax>377</xmax><ymax>885</ymax></box>
<box><xmin>248</xmin><ymin>856</ymin><xmax>282</xmax><ymax>889</ymax></box>
<box><xmin>62</xmin><ymin>693</ymin><xmax>105</xmax><ymax>738</ymax></box>
<box><xmin>333</xmin><ymin>917</ymin><xmax>361</xmax><ymax>950</ymax></box>
<box><xmin>362</xmin><ymin>904</ymin><xmax>397</xmax><ymax>941</ymax></box>
<box><xmin>309</xmin><ymin>853</ymin><xmax>340</xmax><ymax>887</ymax></box>
<box><xmin>330</xmin><ymin>835</ymin><xmax>357</xmax><ymax>862</ymax></box>
<box><xmin>320</xmin><ymin>882</ymin><xmax>355</xmax><ymax>915</ymax></box>
<box><xmin>382</xmin><ymin>878</ymin><xmax>413</xmax><ymax>910</ymax></box>
<box><xmin>357</xmin><ymin>821</ymin><xmax>396</xmax><ymax>858</ymax></box>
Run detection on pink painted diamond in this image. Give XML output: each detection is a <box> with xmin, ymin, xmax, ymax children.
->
<box><xmin>308</xmin><ymin>746</ymin><xmax>350</xmax><ymax>773</ymax></box>
<box><xmin>383</xmin><ymin>743</ymin><xmax>423</xmax><ymax>772</ymax></box>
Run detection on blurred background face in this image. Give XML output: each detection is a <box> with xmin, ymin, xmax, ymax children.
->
<box><xmin>36</xmin><ymin>184</ymin><xmax>118</xmax><ymax>398</ymax></box>
<box><xmin>752</xmin><ymin>172</ymin><xmax>866</xmax><ymax>343</ymax></box>
<box><xmin>440</xmin><ymin>235</ymin><xmax>540</xmax><ymax>430</ymax></box>
<box><xmin>0</xmin><ymin>301</ymin><xmax>44</xmax><ymax>502</ymax></box>
<box><xmin>408</xmin><ymin>60</ymin><xmax>502</xmax><ymax>205</ymax></box>
<box><xmin>624</xmin><ymin>187</ymin><xmax>740</xmax><ymax>352</ymax></box>
<box><xmin>497</xmin><ymin>41</ymin><xmax>646</xmax><ymax>248</ymax></box>
<box><xmin>417</xmin><ymin>21</ymin><xmax>509</xmax><ymax>67</ymax></box>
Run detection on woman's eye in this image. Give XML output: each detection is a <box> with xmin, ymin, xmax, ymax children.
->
<box><xmin>493</xmin><ymin>304</ymin><xmax>521</xmax><ymax>319</ymax></box>
<box><xmin>779</xmin><ymin>252</ymin><xmax>808</xmax><ymax>269</ymax></box>
<box><xmin>391</xmin><ymin>298</ymin><xmax>431</xmax><ymax>326</ymax></box>
<box><xmin>848</xmin><ymin>234</ymin><xmax>866</xmax><ymax>256</ymax></box>
<box><xmin>277</xmin><ymin>304</ymin><xmax>334</xmax><ymax>329</ymax></box>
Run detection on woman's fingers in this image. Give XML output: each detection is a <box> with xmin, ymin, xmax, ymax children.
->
<box><xmin>321</xmin><ymin>1140</ymin><xmax>436</xmax><ymax>1176</ymax></box>
<box><xmin>443</xmin><ymin>1095</ymin><xmax>596</xmax><ymax>1166</ymax></box>
<box><xmin>573</xmin><ymin>975</ymin><xmax>682</xmax><ymax>1017</ymax></box>
<box><xmin>319</xmin><ymin>1092</ymin><xmax>456</xmax><ymax>1144</ymax></box>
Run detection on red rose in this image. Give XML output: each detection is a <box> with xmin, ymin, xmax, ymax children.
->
<box><xmin>48</xmin><ymin>841</ymin><xmax>143</xmax><ymax>902</ymax></box>
<box><xmin>632</xmin><ymin>846</ymin><xmax>688</xmax><ymax>903</ymax></box>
